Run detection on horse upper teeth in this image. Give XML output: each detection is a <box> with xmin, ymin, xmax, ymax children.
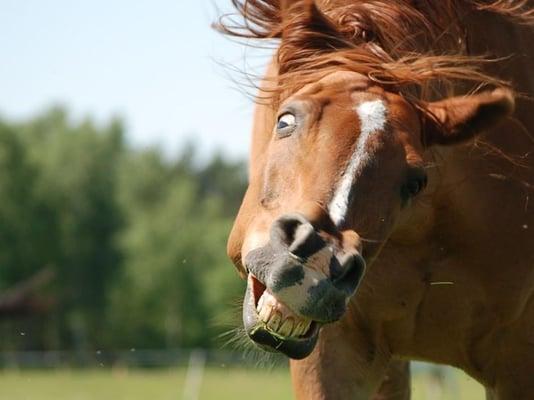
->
<box><xmin>258</xmin><ymin>303</ymin><xmax>272</xmax><ymax>323</ymax></box>
<box><xmin>256</xmin><ymin>290</ymin><xmax>312</xmax><ymax>338</ymax></box>
<box><xmin>257</xmin><ymin>294</ymin><xmax>265</xmax><ymax>312</ymax></box>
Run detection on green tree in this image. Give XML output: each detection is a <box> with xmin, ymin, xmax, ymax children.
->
<box><xmin>109</xmin><ymin>149</ymin><xmax>245</xmax><ymax>348</ymax></box>
<box><xmin>0</xmin><ymin>107</ymin><xmax>247</xmax><ymax>351</ymax></box>
<box><xmin>14</xmin><ymin>108</ymin><xmax>124</xmax><ymax>349</ymax></box>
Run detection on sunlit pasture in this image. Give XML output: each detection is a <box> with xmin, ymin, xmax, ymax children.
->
<box><xmin>0</xmin><ymin>366</ymin><xmax>484</xmax><ymax>400</ymax></box>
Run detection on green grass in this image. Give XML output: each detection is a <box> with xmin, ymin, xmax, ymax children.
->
<box><xmin>411</xmin><ymin>370</ymin><xmax>484</xmax><ymax>400</ymax></box>
<box><xmin>0</xmin><ymin>367</ymin><xmax>484</xmax><ymax>400</ymax></box>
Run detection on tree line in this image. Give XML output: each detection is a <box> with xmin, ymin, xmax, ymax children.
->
<box><xmin>0</xmin><ymin>107</ymin><xmax>247</xmax><ymax>351</ymax></box>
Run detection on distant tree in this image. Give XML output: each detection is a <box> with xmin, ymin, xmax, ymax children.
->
<box><xmin>0</xmin><ymin>107</ymin><xmax>248</xmax><ymax>351</ymax></box>
<box><xmin>9</xmin><ymin>107</ymin><xmax>125</xmax><ymax>349</ymax></box>
<box><xmin>0</xmin><ymin>121</ymin><xmax>53</xmax><ymax>288</ymax></box>
<box><xmin>197</xmin><ymin>153</ymin><xmax>247</xmax><ymax>216</ymax></box>
<box><xmin>108</xmin><ymin>149</ymin><xmax>245</xmax><ymax>348</ymax></box>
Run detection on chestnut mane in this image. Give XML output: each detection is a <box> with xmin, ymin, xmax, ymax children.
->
<box><xmin>217</xmin><ymin>0</ymin><xmax>534</xmax><ymax>100</ymax></box>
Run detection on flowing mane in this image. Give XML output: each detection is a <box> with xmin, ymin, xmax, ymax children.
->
<box><xmin>217</xmin><ymin>0</ymin><xmax>533</xmax><ymax>101</ymax></box>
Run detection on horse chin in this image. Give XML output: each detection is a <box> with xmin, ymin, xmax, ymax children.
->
<box><xmin>242</xmin><ymin>274</ymin><xmax>320</xmax><ymax>360</ymax></box>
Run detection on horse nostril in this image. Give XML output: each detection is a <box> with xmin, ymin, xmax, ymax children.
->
<box><xmin>271</xmin><ymin>213</ymin><xmax>308</xmax><ymax>245</ymax></box>
<box><xmin>271</xmin><ymin>213</ymin><xmax>326</xmax><ymax>259</ymax></box>
<box><xmin>289</xmin><ymin>223</ymin><xmax>327</xmax><ymax>259</ymax></box>
<box><xmin>332</xmin><ymin>253</ymin><xmax>366</xmax><ymax>296</ymax></box>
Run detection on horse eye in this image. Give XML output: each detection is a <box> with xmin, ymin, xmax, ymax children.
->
<box><xmin>405</xmin><ymin>175</ymin><xmax>428</xmax><ymax>197</ymax></box>
<box><xmin>406</xmin><ymin>180</ymin><xmax>422</xmax><ymax>196</ymax></box>
<box><xmin>276</xmin><ymin>112</ymin><xmax>297</xmax><ymax>136</ymax></box>
<box><xmin>402</xmin><ymin>168</ymin><xmax>427</xmax><ymax>199</ymax></box>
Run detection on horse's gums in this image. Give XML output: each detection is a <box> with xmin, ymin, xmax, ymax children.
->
<box><xmin>250</xmin><ymin>273</ymin><xmax>266</xmax><ymax>302</ymax></box>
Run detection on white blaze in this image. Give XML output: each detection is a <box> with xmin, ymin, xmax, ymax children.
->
<box><xmin>328</xmin><ymin>100</ymin><xmax>387</xmax><ymax>226</ymax></box>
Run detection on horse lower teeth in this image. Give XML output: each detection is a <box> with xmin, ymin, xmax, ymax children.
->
<box><xmin>280</xmin><ymin>318</ymin><xmax>296</xmax><ymax>336</ymax></box>
<box><xmin>268</xmin><ymin>312</ymin><xmax>282</xmax><ymax>331</ymax></box>
<box><xmin>256</xmin><ymin>291</ymin><xmax>312</xmax><ymax>337</ymax></box>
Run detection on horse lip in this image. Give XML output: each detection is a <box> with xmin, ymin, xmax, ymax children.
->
<box><xmin>242</xmin><ymin>275</ymin><xmax>320</xmax><ymax>359</ymax></box>
<box><xmin>246</xmin><ymin>322</ymin><xmax>320</xmax><ymax>359</ymax></box>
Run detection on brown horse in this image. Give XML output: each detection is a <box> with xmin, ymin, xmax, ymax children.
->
<box><xmin>218</xmin><ymin>1</ymin><xmax>534</xmax><ymax>398</ymax></box>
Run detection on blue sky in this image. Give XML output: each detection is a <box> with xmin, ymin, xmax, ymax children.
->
<box><xmin>0</xmin><ymin>0</ymin><xmax>272</xmax><ymax>159</ymax></box>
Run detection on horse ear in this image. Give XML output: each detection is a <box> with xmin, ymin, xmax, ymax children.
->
<box><xmin>422</xmin><ymin>88</ymin><xmax>515</xmax><ymax>146</ymax></box>
<box><xmin>278</xmin><ymin>0</ymin><xmax>349</xmax><ymax>73</ymax></box>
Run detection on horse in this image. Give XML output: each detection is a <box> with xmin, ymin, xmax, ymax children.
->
<box><xmin>217</xmin><ymin>1</ymin><xmax>534</xmax><ymax>398</ymax></box>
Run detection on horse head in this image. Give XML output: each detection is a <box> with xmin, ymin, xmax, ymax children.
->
<box><xmin>223</xmin><ymin>0</ymin><xmax>514</xmax><ymax>359</ymax></box>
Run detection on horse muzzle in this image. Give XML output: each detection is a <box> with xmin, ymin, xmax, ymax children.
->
<box><xmin>242</xmin><ymin>213</ymin><xmax>365</xmax><ymax>359</ymax></box>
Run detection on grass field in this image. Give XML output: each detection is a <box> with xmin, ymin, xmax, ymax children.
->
<box><xmin>0</xmin><ymin>366</ymin><xmax>485</xmax><ymax>400</ymax></box>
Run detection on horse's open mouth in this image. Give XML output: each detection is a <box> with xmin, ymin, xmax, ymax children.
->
<box><xmin>243</xmin><ymin>274</ymin><xmax>320</xmax><ymax>359</ymax></box>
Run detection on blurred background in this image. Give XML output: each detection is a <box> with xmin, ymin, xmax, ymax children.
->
<box><xmin>0</xmin><ymin>1</ymin><xmax>484</xmax><ymax>399</ymax></box>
